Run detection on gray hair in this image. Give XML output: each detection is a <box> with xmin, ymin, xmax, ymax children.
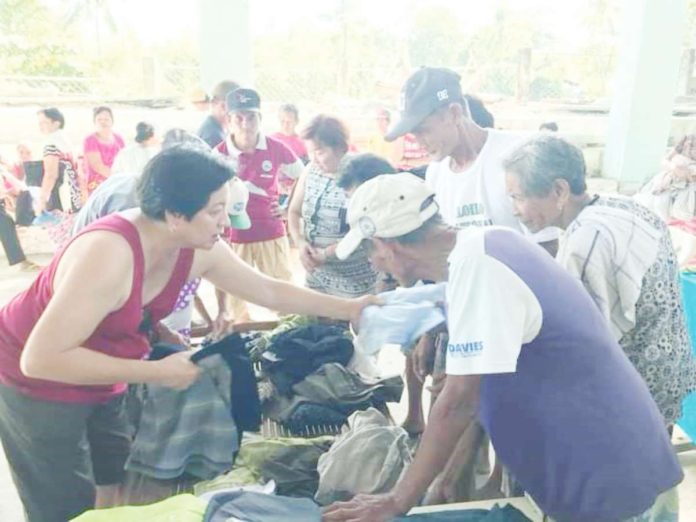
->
<box><xmin>503</xmin><ymin>135</ymin><xmax>587</xmax><ymax>197</ymax></box>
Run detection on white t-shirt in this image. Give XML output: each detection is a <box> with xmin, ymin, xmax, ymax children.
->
<box><xmin>445</xmin><ymin>228</ymin><xmax>542</xmax><ymax>375</ymax></box>
<box><xmin>112</xmin><ymin>143</ymin><xmax>160</xmax><ymax>176</ymax></box>
<box><xmin>425</xmin><ymin>129</ymin><xmax>558</xmax><ymax>242</ymax></box>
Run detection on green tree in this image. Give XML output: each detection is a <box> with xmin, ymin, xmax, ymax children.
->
<box><xmin>407</xmin><ymin>6</ymin><xmax>466</xmax><ymax>68</ymax></box>
<box><xmin>459</xmin><ymin>8</ymin><xmax>543</xmax><ymax>97</ymax></box>
<box><xmin>0</xmin><ymin>0</ymin><xmax>80</xmax><ymax>76</ymax></box>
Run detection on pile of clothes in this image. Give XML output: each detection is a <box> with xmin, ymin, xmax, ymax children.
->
<box><xmin>125</xmin><ymin>334</ymin><xmax>261</xmax><ymax>481</ymax></box>
<box><xmin>72</xmin><ymin>487</ymin><xmax>532</xmax><ymax>521</ymax></box>
<box><xmin>257</xmin><ymin>322</ymin><xmax>403</xmax><ymax>435</ymax></box>
<box><xmin>74</xmin><ymin>316</ymin><xmax>533</xmax><ymax>522</ymax></box>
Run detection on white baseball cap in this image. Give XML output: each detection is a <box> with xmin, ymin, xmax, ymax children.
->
<box><xmin>335</xmin><ymin>172</ymin><xmax>439</xmax><ymax>260</ymax></box>
<box><xmin>227</xmin><ymin>177</ymin><xmax>251</xmax><ymax>230</ymax></box>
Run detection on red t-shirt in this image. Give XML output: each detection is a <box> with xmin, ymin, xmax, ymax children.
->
<box><xmin>270</xmin><ymin>132</ymin><xmax>308</xmax><ymax>161</ymax></box>
<box><xmin>84</xmin><ymin>132</ymin><xmax>125</xmax><ymax>192</ymax></box>
<box><xmin>0</xmin><ymin>214</ymin><xmax>193</xmax><ymax>403</ymax></box>
<box><xmin>216</xmin><ymin>134</ymin><xmax>303</xmax><ymax>243</ymax></box>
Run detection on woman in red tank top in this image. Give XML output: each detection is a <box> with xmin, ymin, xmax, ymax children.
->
<box><xmin>0</xmin><ymin>146</ymin><xmax>373</xmax><ymax>522</ymax></box>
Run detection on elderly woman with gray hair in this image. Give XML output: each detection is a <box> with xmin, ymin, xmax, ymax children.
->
<box><xmin>504</xmin><ymin>134</ymin><xmax>696</xmax><ymax>429</ymax></box>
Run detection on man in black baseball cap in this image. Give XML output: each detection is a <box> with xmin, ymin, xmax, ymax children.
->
<box><xmin>385</xmin><ymin>67</ymin><xmax>464</xmax><ymax>142</ymax></box>
<box><xmin>385</xmin><ymin>66</ymin><xmax>557</xmax><ymax>245</ymax></box>
<box><xmin>380</xmin><ymin>66</ymin><xmax>559</xmax><ymax>510</ymax></box>
<box><xmin>226</xmin><ymin>87</ymin><xmax>262</xmax><ymax>113</ymax></box>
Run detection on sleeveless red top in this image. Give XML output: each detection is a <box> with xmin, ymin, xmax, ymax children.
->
<box><xmin>0</xmin><ymin>214</ymin><xmax>194</xmax><ymax>403</ymax></box>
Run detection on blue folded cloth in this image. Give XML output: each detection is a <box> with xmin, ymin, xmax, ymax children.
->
<box><xmin>357</xmin><ymin>283</ymin><xmax>447</xmax><ymax>355</ymax></box>
<box><xmin>204</xmin><ymin>490</ymin><xmax>321</xmax><ymax>522</ymax></box>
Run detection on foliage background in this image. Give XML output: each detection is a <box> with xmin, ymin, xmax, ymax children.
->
<box><xmin>0</xmin><ymin>0</ymin><xmax>692</xmax><ymax>103</ymax></box>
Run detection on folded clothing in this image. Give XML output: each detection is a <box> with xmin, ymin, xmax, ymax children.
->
<box><xmin>315</xmin><ymin>408</ymin><xmax>412</xmax><ymax>506</ymax></box>
<box><xmin>358</xmin><ymin>283</ymin><xmax>447</xmax><ymax>355</ymax></box>
<box><xmin>392</xmin><ymin>504</ymin><xmax>532</xmax><ymax>521</ymax></box>
<box><xmin>125</xmin><ymin>347</ymin><xmax>238</xmax><ymax>480</ymax></box>
<box><xmin>70</xmin><ymin>494</ymin><xmax>206</xmax><ymax>521</ymax></box>
<box><xmin>204</xmin><ymin>490</ymin><xmax>321</xmax><ymax>522</ymax></box>
<box><xmin>194</xmin><ymin>436</ymin><xmax>334</xmax><ymax>499</ymax></box>
<box><xmin>280</xmin><ymin>403</ymin><xmax>353</xmax><ymax>435</ymax></box>
<box><xmin>194</xmin><ymin>333</ymin><xmax>261</xmax><ymax>432</ymax></box>
<box><xmin>262</xmin><ymin>363</ymin><xmax>403</xmax><ymax>429</ymax></box>
<box><xmin>261</xmin><ymin>324</ymin><xmax>354</xmax><ymax>396</ymax></box>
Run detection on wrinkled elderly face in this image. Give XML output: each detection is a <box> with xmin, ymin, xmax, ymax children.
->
<box><xmin>365</xmin><ymin>239</ymin><xmax>418</xmax><ymax>287</ymax></box>
<box><xmin>505</xmin><ymin>171</ymin><xmax>562</xmax><ymax>233</ymax></box>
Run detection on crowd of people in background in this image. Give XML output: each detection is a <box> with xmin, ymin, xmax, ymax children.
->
<box><xmin>0</xmin><ymin>66</ymin><xmax>694</xmax><ymax>522</ymax></box>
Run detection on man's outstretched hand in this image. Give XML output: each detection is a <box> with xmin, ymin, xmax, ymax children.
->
<box><xmin>322</xmin><ymin>493</ymin><xmax>406</xmax><ymax>522</ymax></box>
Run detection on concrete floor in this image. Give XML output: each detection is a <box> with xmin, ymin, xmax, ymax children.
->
<box><xmin>0</xmin><ymin>236</ymin><xmax>695</xmax><ymax>520</ymax></box>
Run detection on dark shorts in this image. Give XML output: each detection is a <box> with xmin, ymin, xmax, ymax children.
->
<box><xmin>0</xmin><ymin>383</ymin><xmax>131</xmax><ymax>522</ymax></box>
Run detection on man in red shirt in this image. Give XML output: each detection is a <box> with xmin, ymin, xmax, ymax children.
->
<box><xmin>215</xmin><ymin>88</ymin><xmax>304</xmax><ymax>322</ymax></box>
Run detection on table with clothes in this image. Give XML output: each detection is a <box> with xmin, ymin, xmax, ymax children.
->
<box><xmin>74</xmin><ymin>288</ymin><xmax>506</xmax><ymax>521</ymax></box>
<box><xmin>107</xmin><ymin>312</ymin><xmax>431</xmax><ymax>514</ymax></box>
<box><xmin>72</xmin><ymin>490</ymin><xmax>537</xmax><ymax>521</ymax></box>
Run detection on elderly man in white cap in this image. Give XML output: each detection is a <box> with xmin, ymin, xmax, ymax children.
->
<box><xmin>323</xmin><ymin>173</ymin><xmax>681</xmax><ymax>522</ymax></box>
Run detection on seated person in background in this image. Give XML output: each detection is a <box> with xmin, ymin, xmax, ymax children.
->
<box><xmin>505</xmin><ymin>134</ymin><xmax>696</xmax><ymax>430</ymax></box>
<box><xmin>0</xmin><ymin>158</ymin><xmax>23</xmax><ymax>210</ymax></box>
<box><xmin>288</xmin><ymin>115</ymin><xmax>377</xmax><ymax>298</ymax></box>
<box><xmin>635</xmin><ymin>133</ymin><xmax>696</xmax><ymax>221</ymax></box>
<box><xmin>111</xmin><ymin>122</ymin><xmax>160</xmax><ymax>176</ymax></box>
<box><xmin>0</xmin><ymin>142</ymin><xmax>32</xmax><ymax>184</ymax></box>
<box><xmin>83</xmin><ymin>106</ymin><xmax>125</xmax><ymax>194</ymax></box>
<box><xmin>324</xmin><ymin>172</ymin><xmax>682</xmax><ymax>522</ymax></box>
<box><xmin>0</xmin><ymin>169</ymin><xmax>40</xmax><ymax>271</ymax></box>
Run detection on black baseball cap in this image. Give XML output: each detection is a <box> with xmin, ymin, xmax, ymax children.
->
<box><xmin>385</xmin><ymin>67</ymin><xmax>463</xmax><ymax>142</ymax></box>
<box><xmin>226</xmin><ymin>88</ymin><xmax>261</xmax><ymax>113</ymax></box>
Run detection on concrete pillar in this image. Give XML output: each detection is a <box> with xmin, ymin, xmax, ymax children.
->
<box><xmin>199</xmin><ymin>0</ymin><xmax>252</xmax><ymax>92</ymax></box>
<box><xmin>678</xmin><ymin>48</ymin><xmax>696</xmax><ymax>96</ymax></box>
<box><xmin>516</xmin><ymin>48</ymin><xmax>531</xmax><ymax>104</ymax></box>
<box><xmin>603</xmin><ymin>0</ymin><xmax>687</xmax><ymax>193</ymax></box>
